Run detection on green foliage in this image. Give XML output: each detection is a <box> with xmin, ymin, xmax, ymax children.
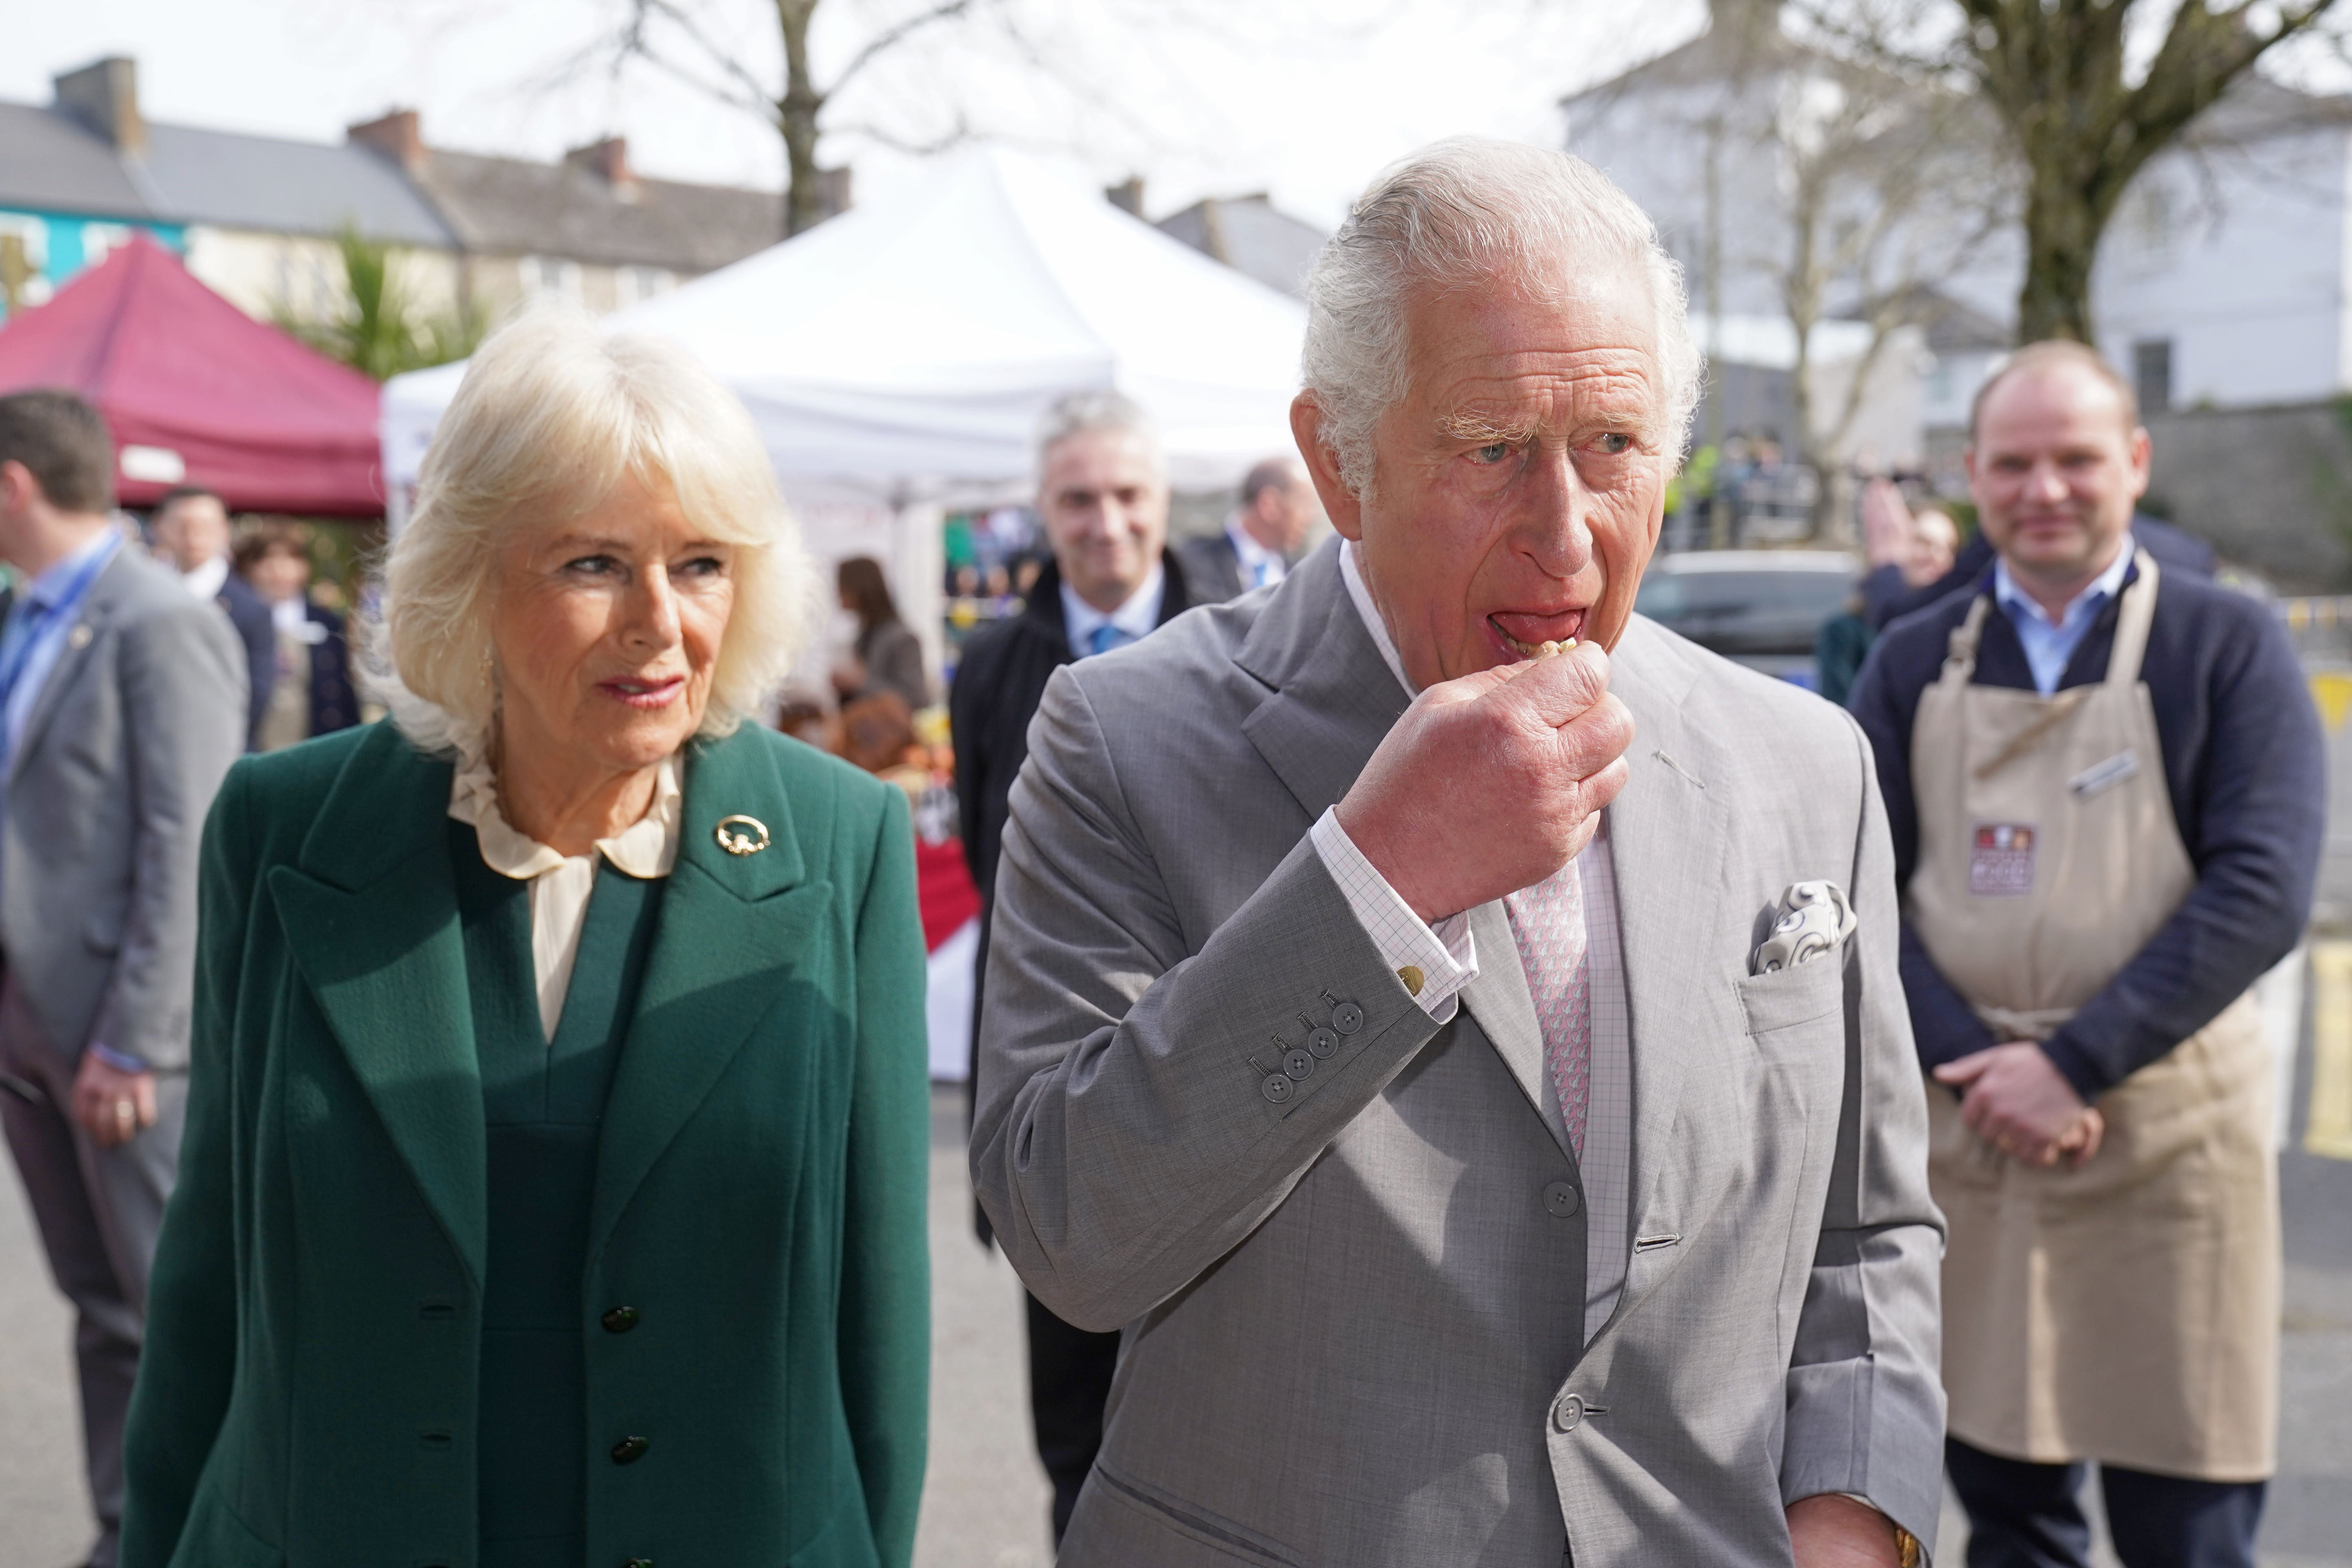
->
<box><xmin>276</xmin><ymin>227</ymin><xmax>483</xmax><ymax>383</ymax></box>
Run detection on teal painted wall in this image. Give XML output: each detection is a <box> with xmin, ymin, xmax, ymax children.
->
<box><xmin>0</xmin><ymin>209</ymin><xmax>186</xmax><ymax>317</ymax></box>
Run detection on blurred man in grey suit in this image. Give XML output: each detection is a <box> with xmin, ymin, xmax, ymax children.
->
<box><xmin>0</xmin><ymin>392</ymin><xmax>245</xmax><ymax>1568</ymax></box>
<box><xmin>1176</xmin><ymin>456</ymin><xmax>1319</xmax><ymax>601</ymax></box>
<box><xmin>972</xmin><ymin>140</ymin><xmax>1944</xmax><ymax>1566</ymax></box>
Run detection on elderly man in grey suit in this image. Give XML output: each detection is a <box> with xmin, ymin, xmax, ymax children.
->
<box><xmin>0</xmin><ymin>391</ymin><xmax>245</xmax><ymax>1568</ymax></box>
<box><xmin>971</xmin><ymin>140</ymin><xmax>1944</xmax><ymax>1566</ymax></box>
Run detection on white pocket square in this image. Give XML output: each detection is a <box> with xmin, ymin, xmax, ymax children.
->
<box><xmin>1749</xmin><ymin>881</ymin><xmax>1857</xmax><ymax>975</ymax></box>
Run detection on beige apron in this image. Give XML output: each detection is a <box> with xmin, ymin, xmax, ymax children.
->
<box><xmin>1907</xmin><ymin>550</ymin><xmax>2278</xmax><ymax>1481</ymax></box>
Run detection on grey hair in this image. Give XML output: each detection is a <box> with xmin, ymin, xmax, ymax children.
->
<box><xmin>370</xmin><ymin>309</ymin><xmax>818</xmax><ymax>757</ymax></box>
<box><xmin>1036</xmin><ymin>387</ymin><xmax>1164</xmax><ymax>478</ymax></box>
<box><xmin>1301</xmin><ymin>137</ymin><xmax>1704</xmax><ymax>497</ymax></box>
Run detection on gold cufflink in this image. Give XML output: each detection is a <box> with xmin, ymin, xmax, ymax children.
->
<box><xmin>714</xmin><ymin>815</ymin><xmax>770</xmax><ymax>856</ymax></box>
<box><xmin>1397</xmin><ymin>965</ymin><xmax>1424</xmax><ymax>996</ymax></box>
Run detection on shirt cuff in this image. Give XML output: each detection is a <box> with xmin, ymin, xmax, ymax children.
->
<box><xmin>1308</xmin><ymin>807</ymin><xmax>1477</xmax><ymax>1020</ymax></box>
<box><xmin>87</xmin><ymin>1042</ymin><xmax>151</xmax><ymax>1074</ymax></box>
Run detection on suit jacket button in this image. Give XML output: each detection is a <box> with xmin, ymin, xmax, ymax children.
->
<box><xmin>602</xmin><ymin>1306</ymin><xmax>641</xmax><ymax>1333</ymax></box>
<box><xmin>1283</xmin><ymin>1049</ymin><xmax>1315</xmax><ymax>1081</ymax></box>
<box><xmin>1552</xmin><ymin>1394</ymin><xmax>1584</xmax><ymax>1433</ymax></box>
<box><xmin>1306</xmin><ymin>1027</ymin><xmax>1339</xmax><ymax>1058</ymax></box>
<box><xmin>611</xmin><ymin>1435</ymin><xmax>651</xmax><ymax>1465</ymax></box>
<box><xmin>1261</xmin><ymin>1073</ymin><xmax>1293</xmax><ymax>1105</ymax></box>
<box><xmin>1331</xmin><ymin>1000</ymin><xmax>1365</xmax><ymax>1034</ymax></box>
<box><xmin>623</xmin><ymin>1559</ymin><xmax>656</xmax><ymax>1568</ymax></box>
<box><xmin>1544</xmin><ymin>1181</ymin><xmax>1581</xmax><ymax>1218</ymax></box>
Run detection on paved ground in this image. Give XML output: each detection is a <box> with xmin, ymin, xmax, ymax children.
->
<box><xmin>4</xmin><ymin>1078</ymin><xmax>2342</xmax><ymax>1565</ymax></box>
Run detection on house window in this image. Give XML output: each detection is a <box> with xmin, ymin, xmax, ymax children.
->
<box><xmin>524</xmin><ymin>255</ymin><xmax>582</xmax><ymax>305</ymax></box>
<box><xmin>2133</xmin><ymin>338</ymin><xmax>2173</xmax><ymax>414</ymax></box>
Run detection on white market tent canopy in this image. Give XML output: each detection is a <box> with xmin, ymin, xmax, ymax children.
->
<box><xmin>381</xmin><ymin>145</ymin><xmax>1310</xmax><ymax>504</ymax></box>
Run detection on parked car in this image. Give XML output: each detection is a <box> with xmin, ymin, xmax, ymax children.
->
<box><xmin>1633</xmin><ymin>550</ymin><xmax>1860</xmax><ymax>689</ymax></box>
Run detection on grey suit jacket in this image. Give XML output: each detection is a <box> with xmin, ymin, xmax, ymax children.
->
<box><xmin>2</xmin><ymin>544</ymin><xmax>246</xmax><ymax>1071</ymax></box>
<box><xmin>971</xmin><ymin>541</ymin><xmax>1945</xmax><ymax>1566</ymax></box>
<box><xmin>1174</xmin><ymin>531</ymin><xmax>1247</xmax><ymax>603</ymax></box>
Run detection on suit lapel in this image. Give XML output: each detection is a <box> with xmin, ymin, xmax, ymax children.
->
<box><xmin>586</xmin><ymin>730</ymin><xmax>829</xmax><ymax>1256</ymax></box>
<box><xmin>12</xmin><ymin>545</ymin><xmax>131</xmax><ymax>782</ymax></box>
<box><xmin>270</xmin><ymin>725</ymin><xmax>487</xmax><ymax>1286</ymax></box>
<box><xmin>1597</xmin><ymin>623</ymin><xmax>1741</xmax><ymax>1325</ymax></box>
<box><xmin>1235</xmin><ymin>541</ymin><xmax>1410</xmax><ymax>824</ymax></box>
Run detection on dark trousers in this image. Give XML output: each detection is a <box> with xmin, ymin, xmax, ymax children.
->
<box><xmin>0</xmin><ymin>978</ymin><xmax>185</xmax><ymax>1568</ymax></box>
<box><xmin>1947</xmin><ymin>1436</ymin><xmax>2267</xmax><ymax>1568</ymax></box>
<box><xmin>1024</xmin><ymin>1290</ymin><xmax>1120</xmax><ymax>1543</ymax></box>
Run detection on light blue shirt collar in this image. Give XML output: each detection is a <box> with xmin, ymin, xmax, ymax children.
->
<box><xmin>1062</xmin><ymin>561</ymin><xmax>1165</xmax><ymax>659</ymax></box>
<box><xmin>1992</xmin><ymin>534</ymin><xmax>2134</xmax><ymax>695</ymax></box>
<box><xmin>1226</xmin><ymin>515</ymin><xmax>1287</xmax><ymax>590</ymax></box>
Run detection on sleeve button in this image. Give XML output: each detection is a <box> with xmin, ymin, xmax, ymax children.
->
<box><xmin>1282</xmin><ymin>1049</ymin><xmax>1315</xmax><ymax>1080</ymax></box>
<box><xmin>1331</xmin><ymin>1000</ymin><xmax>1365</xmax><ymax>1034</ymax></box>
<box><xmin>601</xmin><ymin>1306</ymin><xmax>640</xmax><ymax>1333</ymax></box>
<box><xmin>1306</xmin><ymin>1027</ymin><xmax>1339</xmax><ymax>1058</ymax></box>
<box><xmin>1261</xmin><ymin>1073</ymin><xmax>1294</xmax><ymax>1105</ymax></box>
<box><xmin>611</xmin><ymin>1435</ymin><xmax>651</xmax><ymax>1465</ymax></box>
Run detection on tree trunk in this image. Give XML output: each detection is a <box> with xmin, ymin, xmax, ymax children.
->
<box><xmin>776</xmin><ymin>0</ymin><xmax>824</xmax><ymax>238</ymax></box>
<box><xmin>2014</xmin><ymin>164</ymin><xmax>2102</xmax><ymax>343</ymax></box>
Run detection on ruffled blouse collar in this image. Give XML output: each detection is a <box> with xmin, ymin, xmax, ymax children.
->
<box><xmin>446</xmin><ymin>744</ymin><xmax>682</xmax><ymax>882</ymax></box>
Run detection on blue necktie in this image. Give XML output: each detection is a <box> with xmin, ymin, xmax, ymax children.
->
<box><xmin>1085</xmin><ymin>624</ymin><xmax>1133</xmax><ymax>658</ymax></box>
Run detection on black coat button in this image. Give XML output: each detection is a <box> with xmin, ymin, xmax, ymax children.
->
<box><xmin>611</xmin><ymin>1435</ymin><xmax>651</xmax><ymax>1465</ymax></box>
<box><xmin>1261</xmin><ymin>1073</ymin><xmax>1293</xmax><ymax>1105</ymax></box>
<box><xmin>1544</xmin><ymin>1181</ymin><xmax>1581</xmax><ymax>1218</ymax></box>
<box><xmin>602</xmin><ymin>1306</ymin><xmax>641</xmax><ymax>1333</ymax></box>
<box><xmin>1306</xmin><ymin>1027</ymin><xmax>1339</xmax><ymax>1058</ymax></box>
<box><xmin>1331</xmin><ymin>1000</ymin><xmax>1365</xmax><ymax>1034</ymax></box>
<box><xmin>623</xmin><ymin>1559</ymin><xmax>656</xmax><ymax>1568</ymax></box>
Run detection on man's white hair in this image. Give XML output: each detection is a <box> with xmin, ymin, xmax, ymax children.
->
<box><xmin>1036</xmin><ymin>388</ymin><xmax>1165</xmax><ymax>479</ymax></box>
<box><xmin>1302</xmin><ymin>137</ymin><xmax>1704</xmax><ymax>497</ymax></box>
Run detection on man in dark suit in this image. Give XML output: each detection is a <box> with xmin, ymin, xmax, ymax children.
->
<box><xmin>147</xmin><ymin>486</ymin><xmax>274</xmax><ymax>749</ymax></box>
<box><xmin>0</xmin><ymin>393</ymin><xmax>245</xmax><ymax>1568</ymax></box>
<box><xmin>949</xmin><ymin>388</ymin><xmax>1195</xmax><ymax>1543</ymax></box>
<box><xmin>1175</xmin><ymin>454</ymin><xmax>1319</xmax><ymax>602</ymax></box>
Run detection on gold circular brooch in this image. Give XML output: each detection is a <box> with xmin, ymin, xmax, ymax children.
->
<box><xmin>714</xmin><ymin>814</ymin><xmax>771</xmax><ymax>857</ymax></box>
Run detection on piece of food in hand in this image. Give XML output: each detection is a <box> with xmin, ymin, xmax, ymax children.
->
<box><xmin>1498</xmin><ymin>628</ymin><xmax>1579</xmax><ymax>659</ymax></box>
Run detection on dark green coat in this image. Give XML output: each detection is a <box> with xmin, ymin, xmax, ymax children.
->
<box><xmin>119</xmin><ymin>720</ymin><xmax>931</xmax><ymax>1568</ymax></box>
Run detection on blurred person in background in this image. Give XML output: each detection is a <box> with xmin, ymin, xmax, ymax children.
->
<box><xmin>973</xmin><ymin>139</ymin><xmax>1941</xmax><ymax>1568</ymax></box>
<box><xmin>1821</xmin><ymin>492</ymin><xmax>1963</xmax><ymax>706</ymax></box>
<box><xmin>119</xmin><ymin>314</ymin><xmax>931</xmax><ymax>1568</ymax></box>
<box><xmin>1177</xmin><ymin>454</ymin><xmax>1319</xmax><ymax>600</ymax></box>
<box><xmin>1849</xmin><ymin>341</ymin><xmax>2323</xmax><ymax>1567</ymax></box>
<box><xmin>0</xmin><ymin>391</ymin><xmax>245</xmax><ymax>1568</ymax></box>
<box><xmin>947</xmin><ymin>387</ymin><xmax>1198</xmax><ymax>1544</ymax></box>
<box><xmin>232</xmin><ymin>519</ymin><xmax>359</xmax><ymax>751</ymax></box>
<box><xmin>148</xmin><ymin>486</ymin><xmax>274</xmax><ymax>750</ymax></box>
<box><xmin>834</xmin><ymin>554</ymin><xmax>931</xmax><ymax>711</ymax></box>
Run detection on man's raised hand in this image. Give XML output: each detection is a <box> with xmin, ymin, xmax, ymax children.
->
<box><xmin>1335</xmin><ymin>640</ymin><xmax>1633</xmax><ymax>925</ymax></box>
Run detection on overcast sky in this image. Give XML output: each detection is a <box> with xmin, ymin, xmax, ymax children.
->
<box><xmin>0</xmin><ymin>0</ymin><xmax>1713</xmax><ymax>228</ymax></box>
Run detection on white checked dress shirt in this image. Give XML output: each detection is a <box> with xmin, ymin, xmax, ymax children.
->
<box><xmin>1307</xmin><ymin>541</ymin><xmax>1632</xmax><ymax>1344</ymax></box>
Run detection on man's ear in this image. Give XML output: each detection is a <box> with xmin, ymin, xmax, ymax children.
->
<box><xmin>0</xmin><ymin>459</ymin><xmax>35</xmax><ymax>518</ymax></box>
<box><xmin>1290</xmin><ymin>394</ymin><xmax>1363</xmax><ymax>543</ymax></box>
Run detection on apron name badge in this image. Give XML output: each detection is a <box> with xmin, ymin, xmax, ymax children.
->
<box><xmin>2068</xmin><ymin>749</ymin><xmax>2140</xmax><ymax>799</ymax></box>
<box><xmin>1969</xmin><ymin>822</ymin><xmax>2036</xmax><ymax>897</ymax></box>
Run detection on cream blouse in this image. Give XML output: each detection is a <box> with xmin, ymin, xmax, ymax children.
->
<box><xmin>447</xmin><ymin>748</ymin><xmax>683</xmax><ymax>1040</ymax></box>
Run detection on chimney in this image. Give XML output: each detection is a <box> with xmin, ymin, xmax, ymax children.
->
<box><xmin>1105</xmin><ymin>176</ymin><xmax>1145</xmax><ymax>218</ymax></box>
<box><xmin>53</xmin><ymin>57</ymin><xmax>145</xmax><ymax>156</ymax></box>
<box><xmin>566</xmin><ymin>136</ymin><xmax>639</xmax><ymax>201</ymax></box>
<box><xmin>348</xmin><ymin>109</ymin><xmax>426</xmax><ymax>174</ymax></box>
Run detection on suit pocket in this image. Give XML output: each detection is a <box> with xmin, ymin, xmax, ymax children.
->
<box><xmin>1734</xmin><ymin>952</ymin><xmax>1844</xmax><ymax>1037</ymax></box>
<box><xmin>1088</xmin><ymin>1462</ymin><xmax>1304</xmax><ymax>1567</ymax></box>
<box><xmin>167</xmin><ymin>1482</ymin><xmax>284</xmax><ymax>1568</ymax></box>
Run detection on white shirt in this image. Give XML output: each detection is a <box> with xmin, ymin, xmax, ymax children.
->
<box><xmin>1062</xmin><ymin>563</ymin><xmax>1165</xmax><ymax>660</ymax></box>
<box><xmin>270</xmin><ymin>594</ymin><xmax>327</xmax><ymax>643</ymax></box>
<box><xmin>447</xmin><ymin>749</ymin><xmax>683</xmax><ymax>1039</ymax></box>
<box><xmin>181</xmin><ymin>555</ymin><xmax>229</xmax><ymax>603</ymax></box>
<box><xmin>1226</xmin><ymin>514</ymin><xmax>1288</xmax><ymax>591</ymax></box>
<box><xmin>1992</xmin><ymin>534</ymin><xmax>2134</xmax><ymax>695</ymax></box>
<box><xmin>1310</xmin><ymin>539</ymin><xmax>1633</xmax><ymax>1343</ymax></box>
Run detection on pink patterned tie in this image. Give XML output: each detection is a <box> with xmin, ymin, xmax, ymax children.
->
<box><xmin>1504</xmin><ymin>863</ymin><xmax>1592</xmax><ymax>1161</ymax></box>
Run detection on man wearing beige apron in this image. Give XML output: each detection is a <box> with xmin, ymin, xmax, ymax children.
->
<box><xmin>1851</xmin><ymin>341</ymin><xmax>2325</xmax><ymax>1568</ymax></box>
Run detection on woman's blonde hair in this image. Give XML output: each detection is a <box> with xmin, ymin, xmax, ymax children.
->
<box><xmin>374</xmin><ymin>310</ymin><xmax>816</xmax><ymax>754</ymax></box>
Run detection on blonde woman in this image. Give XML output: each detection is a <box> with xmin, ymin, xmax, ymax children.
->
<box><xmin>118</xmin><ymin>314</ymin><xmax>931</xmax><ymax>1568</ymax></box>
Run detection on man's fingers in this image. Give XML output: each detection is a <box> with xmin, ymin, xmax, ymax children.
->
<box><xmin>1933</xmin><ymin>1051</ymin><xmax>1996</xmax><ymax>1085</ymax></box>
<box><xmin>1499</xmin><ymin>641</ymin><xmax>1613</xmax><ymax>728</ymax></box>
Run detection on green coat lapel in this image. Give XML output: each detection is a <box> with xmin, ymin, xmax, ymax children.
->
<box><xmin>269</xmin><ymin>724</ymin><xmax>487</xmax><ymax>1286</ymax></box>
<box><xmin>588</xmin><ymin>729</ymin><xmax>831</xmax><ymax>1256</ymax></box>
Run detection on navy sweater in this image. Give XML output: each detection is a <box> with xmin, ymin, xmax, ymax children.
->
<box><xmin>1848</xmin><ymin>562</ymin><xmax>2325</xmax><ymax>1100</ymax></box>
